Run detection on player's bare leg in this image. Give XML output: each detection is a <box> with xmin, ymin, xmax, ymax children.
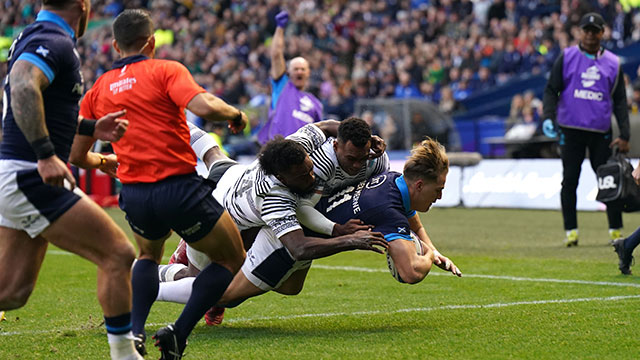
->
<box><xmin>39</xmin><ymin>197</ymin><xmax>140</xmax><ymax>359</ymax></box>
<box><xmin>0</xmin><ymin>227</ymin><xmax>48</xmax><ymax>310</ymax></box>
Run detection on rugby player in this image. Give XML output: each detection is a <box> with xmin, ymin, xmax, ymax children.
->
<box><xmin>0</xmin><ymin>1</ymin><xmax>141</xmax><ymax>359</ymax></box>
<box><xmin>154</xmin><ymin>121</ymin><xmax>389</xmax><ymax>316</ymax></box>
<box><xmin>69</xmin><ymin>9</ymin><xmax>248</xmax><ymax>360</ymax></box>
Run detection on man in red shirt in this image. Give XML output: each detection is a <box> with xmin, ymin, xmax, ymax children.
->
<box><xmin>71</xmin><ymin>9</ymin><xmax>247</xmax><ymax>360</ymax></box>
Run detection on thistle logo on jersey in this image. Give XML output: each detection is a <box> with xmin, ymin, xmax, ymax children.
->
<box><xmin>35</xmin><ymin>45</ymin><xmax>49</xmax><ymax>57</ymax></box>
<box><xmin>598</xmin><ymin>175</ymin><xmax>617</xmax><ymax>190</ymax></box>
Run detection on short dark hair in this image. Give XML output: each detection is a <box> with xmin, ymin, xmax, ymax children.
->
<box><xmin>259</xmin><ymin>137</ymin><xmax>307</xmax><ymax>176</ymax></box>
<box><xmin>112</xmin><ymin>9</ymin><xmax>154</xmax><ymax>52</ymax></box>
<box><xmin>42</xmin><ymin>0</ymin><xmax>73</xmax><ymax>8</ymax></box>
<box><xmin>337</xmin><ymin>117</ymin><xmax>372</xmax><ymax>148</ymax></box>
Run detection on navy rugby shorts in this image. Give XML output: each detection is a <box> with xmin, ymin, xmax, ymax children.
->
<box><xmin>119</xmin><ymin>172</ymin><xmax>224</xmax><ymax>243</ymax></box>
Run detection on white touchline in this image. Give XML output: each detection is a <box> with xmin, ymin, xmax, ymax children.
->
<box><xmin>312</xmin><ymin>264</ymin><xmax>640</xmax><ymax>288</ymax></box>
<box><xmin>2</xmin><ymin>294</ymin><xmax>639</xmax><ymax>336</ymax></box>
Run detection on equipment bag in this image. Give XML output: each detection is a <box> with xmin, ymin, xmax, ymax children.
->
<box><xmin>596</xmin><ymin>151</ymin><xmax>640</xmax><ymax>212</ymax></box>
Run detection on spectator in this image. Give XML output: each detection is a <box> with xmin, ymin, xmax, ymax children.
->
<box><xmin>257</xmin><ymin>10</ymin><xmax>323</xmax><ymax>145</ymax></box>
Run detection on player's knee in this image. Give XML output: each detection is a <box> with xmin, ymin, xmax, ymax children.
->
<box><xmin>102</xmin><ymin>239</ymin><xmax>137</xmax><ymax>272</ymax></box>
<box><xmin>0</xmin><ymin>283</ymin><xmax>33</xmax><ymax>310</ymax></box>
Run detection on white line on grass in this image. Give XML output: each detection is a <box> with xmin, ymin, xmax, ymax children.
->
<box><xmin>45</xmin><ymin>251</ymin><xmax>640</xmax><ymax>288</ymax></box>
<box><xmin>2</xmin><ymin>294</ymin><xmax>639</xmax><ymax>336</ymax></box>
<box><xmin>312</xmin><ymin>264</ymin><xmax>640</xmax><ymax>288</ymax></box>
<box><xmin>221</xmin><ymin>294</ymin><xmax>640</xmax><ymax>324</ymax></box>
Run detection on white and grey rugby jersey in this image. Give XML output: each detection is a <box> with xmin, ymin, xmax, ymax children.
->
<box><xmin>309</xmin><ymin>138</ymin><xmax>390</xmax><ymax>196</ymax></box>
<box><xmin>220</xmin><ymin>124</ymin><xmax>326</xmax><ymax>238</ymax></box>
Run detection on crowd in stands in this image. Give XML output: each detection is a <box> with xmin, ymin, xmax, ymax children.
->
<box><xmin>2</xmin><ymin>0</ymin><xmax>640</xmax><ymax>150</ymax></box>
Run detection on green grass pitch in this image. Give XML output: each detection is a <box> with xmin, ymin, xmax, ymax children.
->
<box><xmin>1</xmin><ymin>207</ymin><xmax>639</xmax><ymax>359</ymax></box>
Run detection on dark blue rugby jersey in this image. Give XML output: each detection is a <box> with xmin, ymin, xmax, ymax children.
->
<box><xmin>315</xmin><ymin>171</ymin><xmax>417</xmax><ymax>242</ymax></box>
<box><xmin>1</xmin><ymin>10</ymin><xmax>83</xmax><ymax>163</ymax></box>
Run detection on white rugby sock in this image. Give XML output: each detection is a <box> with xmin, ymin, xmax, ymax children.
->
<box><xmin>158</xmin><ymin>263</ymin><xmax>187</xmax><ymax>282</ymax></box>
<box><xmin>108</xmin><ymin>332</ymin><xmax>142</xmax><ymax>360</ymax></box>
<box><xmin>156</xmin><ymin>277</ymin><xmax>195</xmax><ymax>304</ymax></box>
<box><xmin>188</xmin><ymin>122</ymin><xmax>218</xmax><ymax>160</ymax></box>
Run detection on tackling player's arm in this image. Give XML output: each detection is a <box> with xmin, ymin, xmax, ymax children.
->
<box><xmin>9</xmin><ymin>60</ymin><xmax>75</xmax><ymax>188</ymax></box>
<box><xmin>279</xmin><ymin>228</ymin><xmax>388</xmax><ymax>261</ymax></box>
<box><xmin>312</xmin><ymin>120</ymin><xmax>341</xmax><ymax>138</ymax></box>
<box><xmin>408</xmin><ymin>213</ymin><xmax>461</xmax><ymax>277</ymax></box>
<box><xmin>186</xmin><ymin>92</ymin><xmax>248</xmax><ymax>134</ymax></box>
<box><xmin>297</xmin><ymin>203</ymin><xmax>370</xmax><ymax>236</ymax></box>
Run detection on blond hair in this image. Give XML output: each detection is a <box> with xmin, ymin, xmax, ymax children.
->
<box><xmin>403</xmin><ymin>138</ymin><xmax>449</xmax><ymax>183</ymax></box>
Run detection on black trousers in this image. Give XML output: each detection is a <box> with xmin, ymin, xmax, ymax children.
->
<box><xmin>559</xmin><ymin>127</ymin><xmax>622</xmax><ymax>230</ymax></box>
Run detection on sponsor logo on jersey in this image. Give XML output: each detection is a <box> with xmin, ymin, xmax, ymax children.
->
<box><xmin>109</xmin><ymin>77</ymin><xmax>137</xmax><ymax>95</ymax></box>
<box><xmin>581</xmin><ymin>65</ymin><xmax>600</xmax><ymax>88</ymax></box>
<box><xmin>366</xmin><ymin>174</ymin><xmax>387</xmax><ymax>189</ymax></box>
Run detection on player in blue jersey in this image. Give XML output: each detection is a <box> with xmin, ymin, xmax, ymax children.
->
<box><xmin>157</xmin><ymin>138</ymin><xmax>460</xmax><ymax>318</ymax></box>
<box><xmin>0</xmin><ymin>1</ymin><xmax>142</xmax><ymax>359</ymax></box>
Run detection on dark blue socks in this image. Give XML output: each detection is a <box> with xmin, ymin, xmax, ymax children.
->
<box><xmin>131</xmin><ymin>259</ymin><xmax>159</xmax><ymax>336</ymax></box>
<box><xmin>173</xmin><ymin>262</ymin><xmax>233</xmax><ymax>344</ymax></box>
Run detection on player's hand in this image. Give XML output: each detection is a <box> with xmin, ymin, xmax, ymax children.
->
<box><xmin>37</xmin><ymin>155</ymin><xmax>76</xmax><ymax>189</ymax></box>
<box><xmin>350</xmin><ymin>230</ymin><xmax>388</xmax><ymax>254</ymax></box>
<box><xmin>632</xmin><ymin>165</ymin><xmax>640</xmax><ymax>185</ymax></box>
<box><xmin>610</xmin><ymin>137</ymin><xmax>630</xmax><ymax>153</ymax></box>
<box><xmin>94</xmin><ymin>110</ymin><xmax>128</xmax><ymax>142</ymax></box>
<box><xmin>369</xmin><ymin>135</ymin><xmax>387</xmax><ymax>159</ymax></box>
<box><xmin>332</xmin><ymin>219</ymin><xmax>371</xmax><ymax>236</ymax></box>
<box><xmin>542</xmin><ymin>119</ymin><xmax>557</xmax><ymax>138</ymax></box>
<box><xmin>97</xmin><ymin>153</ymin><xmax>119</xmax><ymax>178</ymax></box>
<box><xmin>275</xmin><ymin>10</ymin><xmax>289</xmax><ymax>28</ymax></box>
<box><xmin>433</xmin><ymin>249</ymin><xmax>462</xmax><ymax>277</ymax></box>
<box><xmin>228</xmin><ymin>110</ymin><xmax>248</xmax><ymax>134</ymax></box>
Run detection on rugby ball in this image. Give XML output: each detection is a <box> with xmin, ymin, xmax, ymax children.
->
<box><xmin>386</xmin><ymin>231</ymin><xmax>424</xmax><ymax>283</ymax></box>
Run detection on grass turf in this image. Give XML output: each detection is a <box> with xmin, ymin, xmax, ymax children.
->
<box><xmin>1</xmin><ymin>207</ymin><xmax>639</xmax><ymax>359</ymax></box>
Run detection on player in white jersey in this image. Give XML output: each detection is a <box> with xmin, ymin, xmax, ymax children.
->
<box><xmin>155</xmin><ymin>120</ymin><xmax>390</xmax><ymax>319</ymax></box>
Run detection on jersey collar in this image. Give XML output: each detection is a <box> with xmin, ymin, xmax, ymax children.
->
<box><xmin>394</xmin><ymin>175</ymin><xmax>412</xmax><ymax>214</ymax></box>
<box><xmin>36</xmin><ymin>10</ymin><xmax>76</xmax><ymax>40</ymax></box>
<box><xmin>112</xmin><ymin>55</ymin><xmax>149</xmax><ymax>69</ymax></box>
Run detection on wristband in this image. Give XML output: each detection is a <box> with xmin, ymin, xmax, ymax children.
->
<box><xmin>31</xmin><ymin>136</ymin><xmax>55</xmax><ymax>159</ymax></box>
<box><xmin>78</xmin><ymin>118</ymin><xmax>97</xmax><ymax>136</ymax></box>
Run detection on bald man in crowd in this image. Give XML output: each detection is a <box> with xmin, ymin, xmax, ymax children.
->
<box><xmin>257</xmin><ymin>10</ymin><xmax>323</xmax><ymax>144</ymax></box>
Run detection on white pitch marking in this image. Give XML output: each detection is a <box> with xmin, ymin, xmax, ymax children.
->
<box><xmin>2</xmin><ymin>295</ymin><xmax>639</xmax><ymax>336</ymax></box>
<box><xmin>312</xmin><ymin>264</ymin><xmax>640</xmax><ymax>288</ymax></box>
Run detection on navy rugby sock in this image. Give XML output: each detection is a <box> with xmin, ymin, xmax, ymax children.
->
<box><xmin>104</xmin><ymin>313</ymin><xmax>132</xmax><ymax>335</ymax></box>
<box><xmin>173</xmin><ymin>262</ymin><xmax>233</xmax><ymax>344</ymax></box>
<box><xmin>625</xmin><ymin>227</ymin><xmax>640</xmax><ymax>252</ymax></box>
<box><xmin>131</xmin><ymin>259</ymin><xmax>159</xmax><ymax>336</ymax></box>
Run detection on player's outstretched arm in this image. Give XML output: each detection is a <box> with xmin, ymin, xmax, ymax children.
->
<box><xmin>10</xmin><ymin>60</ymin><xmax>75</xmax><ymax>188</ymax></box>
<box><xmin>279</xmin><ymin>229</ymin><xmax>388</xmax><ymax>261</ymax></box>
<box><xmin>270</xmin><ymin>10</ymin><xmax>289</xmax><ymax>80</ymax></box>
<box><xmin>187</xmin><ymin>92</ymin><xmax>247</xmax><ymax>134</ymax></box>
<box><xmin>408</xmin><ymin>213</ymin><xmax>462</xmax><ymax>277</ymax></box>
